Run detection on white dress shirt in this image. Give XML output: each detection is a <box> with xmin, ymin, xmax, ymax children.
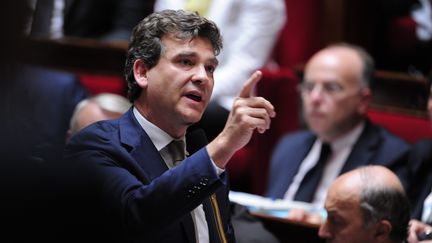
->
<box><xmin>422</xmin><ymin>189</ymin><xmax>432</xmax><ymax>223</ymax></box>
<box><xmin>284</xmin><ymin>122</ymin><xmax>365</xmax><ymax>207</ymax></box>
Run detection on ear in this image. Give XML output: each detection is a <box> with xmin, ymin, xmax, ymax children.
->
<box><xmin>133</xmin><ymin>59</ymin><xmax>149</xmax><ymax>89</ymax></box>
<box><xmin>374</xmin><ymin>220</ymin><xmax>392</xmax><ymax>241</ymax></box>
<box><xmin>358</xmin><ymin>87</ymin><xmax>371</xmax><ymax>114</ymax></box>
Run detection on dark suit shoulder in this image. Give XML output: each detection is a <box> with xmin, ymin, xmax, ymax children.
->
<box><xmin>364</xmin><ymin>121</ymin><xmax>411</xmax><ymax>158</ymax></box>
<box><xmin>67</xmin><ymin>119</ymin><xmax>121</xmax><ymax>148</ymax></box>
<box><xmin>409</xmin><ymin>139</ymin><xmax>432</xmax><ymax>174</ymax></box>
<box><xmin>274</xmin><ymin>130</ymin><xmax>314</xmax><ymax>150</ymax></box>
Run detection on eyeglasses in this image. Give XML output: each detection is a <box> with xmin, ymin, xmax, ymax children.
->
<box><xmin>298</xmin><ymin>82</ymin><xmax>344</xmax><ymax>97</ymax></box>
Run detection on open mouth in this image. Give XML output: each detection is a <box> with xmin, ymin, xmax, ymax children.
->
<box><xmin>186</xmin><ymin>94</ymin><xmax>202</xmax><ymax>102</ymax></box>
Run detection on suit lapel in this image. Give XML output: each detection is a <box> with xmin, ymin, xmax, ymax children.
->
<box><xmin>274</xmin><ymin>133</ymin><xmax>315</xmax><ymax>198</ymax></box>
<box><xmin>119</xmin><ymin>109</ymin><xmax>168</xmax><ymax>181</ymax></box>
<box><xmin>340</xmin><ymin>120</ymin><xmax>380</xmax><ymax>174</ymax></box>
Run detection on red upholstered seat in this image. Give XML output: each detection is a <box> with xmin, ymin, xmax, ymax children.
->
<box><xmin>367</xmin><ymin>109</ymin><xmax>432</xmax><ymax>144</ymax></box>
<box><xmin>79</xmin><ymin>73</ymin><xmax>126</xmax><ymax>96</ymax></box>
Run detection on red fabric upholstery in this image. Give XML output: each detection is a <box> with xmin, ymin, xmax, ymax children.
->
<box><xmin>272</xmin><ymin>0</ymin><xmax>321</xmax><ymax>68</ymax></box>
<box><xmin>227</xmin><ymin>68</ymin><xmax>300</xmax><ymax>195</ymax></box>
<box><xmin>79</xmin><ymin>73</ymin><xmax>126</xmax><ymax>96</ymax></box>
<box><xmin>367</xmin><ymin>109</ymin><xmax>432</xmax><ymax>144</ymax></box>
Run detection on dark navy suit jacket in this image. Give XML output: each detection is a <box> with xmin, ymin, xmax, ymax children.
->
<box><xmin>62</xmin><ymin>108</ymin><xmax>235</xmax><ymax>243</ymax></box>
<box><xmin>265</xmin><ymin>120</ymin><xmax>410</xmax><ymax>199</ymax></box>
<box><xmin>407</xmin><ymin>139</ymin><xmax>432</xmax><ymax>221</ymax></box>
<box><xmin>2</xmin><ymin>64</ymin><xmax>87</xmax><ymax>163</ymax></box>
<box><xmin>0</xmin><ymin>64</ymin><xmax>87</xmax><ymax>242</ymax></box>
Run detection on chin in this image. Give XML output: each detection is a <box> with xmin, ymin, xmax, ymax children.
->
<box><xmin>182</xmin><ymin>112</ymin><xmax>203</xmax><ymax>125</ymax></box>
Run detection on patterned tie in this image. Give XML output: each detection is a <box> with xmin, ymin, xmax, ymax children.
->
<box><xmin>161</xmin><ymin>140</ymin><xmax>186</xmax><ymax>168</ymax></box>
<box><xmin>294</xmin><ymin>143</ymin><xmax>332</xmax><ymax>202</ymax></box>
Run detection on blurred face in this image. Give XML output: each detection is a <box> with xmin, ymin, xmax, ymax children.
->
<box><xmin>134</xmin><ymin>35</ymin><xmax>218</xmax><ymax>138</ymax></box>
<box><xmin>67</xmin><ymin>101</ymin><xmax>123</xmax><ymax>139</ymax></box>
<box><xmin>319</xmin><ymin>179</ymin><xmax>376</xmax><ymax>243</ymax></box>
<box><xmin>301</xmin><ymin>48</ymin><xmax>371</xmax><ymax>141</ymax></box>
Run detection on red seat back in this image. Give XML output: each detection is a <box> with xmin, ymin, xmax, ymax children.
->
<box><xmin>367</xmin><ymin>109</ymin><xmax>432</xmax><ymax>144</ymax></box>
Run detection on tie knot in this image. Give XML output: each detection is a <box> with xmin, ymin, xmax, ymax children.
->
<box><xmin>321</xmin><ymin>143</ymin><xmax>331</xmax><ymax>155</ymax></box>
<box><xmin>166</xmin><ymin>140</ymin><xmax>186</xmax><ymax>166</ymax></box>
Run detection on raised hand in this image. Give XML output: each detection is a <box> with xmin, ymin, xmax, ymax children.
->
<box><xmin>207</xmin><ymin>70</ymin><xmax>276</xmax><ymax>168</ymax></box>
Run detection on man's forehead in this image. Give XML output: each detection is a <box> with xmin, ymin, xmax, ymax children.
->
<box><xmin>161</xmin><ymin>35</ymin><xmax>217</xmax><ymax>62</ymax></box>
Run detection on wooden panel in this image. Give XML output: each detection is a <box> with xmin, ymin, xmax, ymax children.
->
<box><xmin>21</xmin><ymin>37</ymin><xmax>128</xmax><ymax>75</ymax></box>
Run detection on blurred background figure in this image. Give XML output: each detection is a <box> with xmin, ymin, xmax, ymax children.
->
<box><xmin>405</xmin><ymin>80</ymin><xmax>432</xmax><ymax>243</ymax></box>
<box><xmin>265</xmin><ymin>43</ymin><xmax>410</xmax><ymax>223</ymax></box>
<box><xmin>67</xmin><ymin>92</ymin><xmax>131</xmax><ymax>138</ymax></box>
<box><xmin>155</xmin><ymin>0</ymin><xmax>286</xmax><ymax>140</ymax></box>
<box><xmin>376</xmin><ymin>0</ymin><xmax>432</xmax><ymax>76</ymax></box>
<box><xmin>28</xmin><ymin>0</ymin><xmax>155</xmax><ymax>41</ymax></box>
<box><xmin>0</xmin><ymin>1</ymin><xmax>88</xmax><ymax>241</ymax></box>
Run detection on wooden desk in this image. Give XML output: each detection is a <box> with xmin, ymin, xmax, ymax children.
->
<box><xmin>21</xmin><ymin>37</ymin><xmax>127</xmax><ymax>75</ymax></box>
<box><xmin>251</xmin><ymin>212</ymin><xmax>325</xmax><ymax>243</ymax></box>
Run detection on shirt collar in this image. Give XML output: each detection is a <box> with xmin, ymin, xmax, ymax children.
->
<box><xmin>132</xmin><ymin>107</ymin><xmax>185</xmax><ymax>151</ymax></box>
<box><xmin>321</xmin><ymin>121</ymin><xmax>365</xmax><ymax>152</ymax></box>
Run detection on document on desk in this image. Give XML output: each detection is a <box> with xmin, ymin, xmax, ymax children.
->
<box><xmin>229</xmin><ymin>191</ymin><xmax>326</xmax><ymax>219</ymax></box>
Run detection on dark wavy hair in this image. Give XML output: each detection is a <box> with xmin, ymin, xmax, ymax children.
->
<box><xmin>124</xmin><ymin>9</ymin><xmax>223</xmax><ymax>102</ymax></box>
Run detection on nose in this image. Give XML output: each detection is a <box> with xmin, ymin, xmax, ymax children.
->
<box><xmin>191</xmin><ymin>65</ymin><xmax>209</xmax><ymax>85</ymax></box>
<box><xmin>318</xmin><ymin>221</ymin><xmax>332</xmax><ymax>239</ymax></box>
<box><xmin>309</xmin><ymin>85</ymin><xmax>326</xmax><ymax>101</ymax></box>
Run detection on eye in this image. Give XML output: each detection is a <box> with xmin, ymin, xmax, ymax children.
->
<box><xmin>179</xmin><ymin>58</ymin><xmax>194</xmax><ymax>67</ymax></box>
<box><xmin>299</xmin><ymin>82</ymin><xmax>315</xmax><ymax>93</ymax></box>
<box><xmin>323</xmin><ymin>83</ymin><xmax>343</xmax><ymax>94</ymax></box>
<box><xmin>206</xmin><ymin>65</ymin><xmax>216</xmax><ymax>74</ymax></box>
<box><xmin>327</xmin><ymin>214</ymin><xmax>345</xmax><ymax>229</ymax></box>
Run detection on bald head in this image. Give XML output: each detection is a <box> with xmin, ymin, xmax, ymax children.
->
<box><xmin>306</xmin><ymin>43</ymin><xmax>375</xmax><ymax>88</ymax></box>
<box><xmin>333</xmin><ymin>166</ymin><xmax>404</xmax><ymax>195</ymax></box>
<box><xmin>67</xmin><ymin>93</ymin><xmax>131</xmax><ymax>138</ymax></box>
<box><xmin>320</xmin><ymin>166</ymin><xmax>410</xmax><ymax>243</ymax></box>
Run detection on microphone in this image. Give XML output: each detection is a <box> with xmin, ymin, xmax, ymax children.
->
<box><xmin>186</xmin><ymin>128</ymin><xmax>208</xmax><ymax>154</ymax></box>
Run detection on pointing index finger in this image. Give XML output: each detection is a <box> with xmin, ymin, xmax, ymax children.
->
<box><xmin>239</xmin><ymin>70</ymin><xmax>262</xmax><ymax>98</ymax></box>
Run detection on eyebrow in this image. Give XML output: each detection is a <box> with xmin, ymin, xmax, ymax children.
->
<box><xmin>177</xmin><ymin>52</ymin><xmax>219</xmax><ymax>66</ymax></box>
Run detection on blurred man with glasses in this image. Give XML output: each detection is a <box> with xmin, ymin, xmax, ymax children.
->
<box><xmin>265</xmin><ymin>43</ymin><xmax>410</xmax><ymax>224</ymax></box>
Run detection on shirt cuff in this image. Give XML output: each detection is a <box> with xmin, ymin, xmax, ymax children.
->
<box><xmin>210</xmin><ymin>158</ymin><xmax>225</xmax><ymax>175</ymax></box>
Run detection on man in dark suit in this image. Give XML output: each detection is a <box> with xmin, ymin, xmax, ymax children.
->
<box><xmin>265</xmin><ymin>43</ymin><xmax>410</xmax><ymax>223</ymax></box>
<box><xmin>63</xmin><ymin>10</ymin><xmax>275</xmax><ymax>242</ymax></box>
<box><xmin>406</xmin><ymin>82</ymin><xmax>432</xmax><ymax>243</ymax></box>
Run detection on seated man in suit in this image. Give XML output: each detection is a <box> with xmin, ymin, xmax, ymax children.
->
<box><xmin>63</xmin><ymin>9</ymin><xmax>275</xmax><ymax>242</ymax></box>
<box><xmin>319</xmin><ymin>165</ymin><xmax>410</xmax><ymax>243</ymax></box>
<box><xmin>406</xmin><ymin>81</ymin><xmax>432</xmax><ymax>243</ymax></box>
<box><xmin>265</xmin><ymin>43</ymin><xmax>410</xmax><ymax>223</ymax></box>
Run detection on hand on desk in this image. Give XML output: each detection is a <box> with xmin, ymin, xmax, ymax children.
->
<box><xmin>408</xmin><ymin>219</ymin><xmax>432</xmax><ymax>243</ymax></box>
<box><xmin>287</xmin><ymin>208</ymin><xmax>324</xmax><ymax>226</ymax></box>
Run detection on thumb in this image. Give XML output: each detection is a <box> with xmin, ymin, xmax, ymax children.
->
<box><xmin>238</xmin><ymin>70</ymin><xmax>262</xmax><ymax>98</ymax></box>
